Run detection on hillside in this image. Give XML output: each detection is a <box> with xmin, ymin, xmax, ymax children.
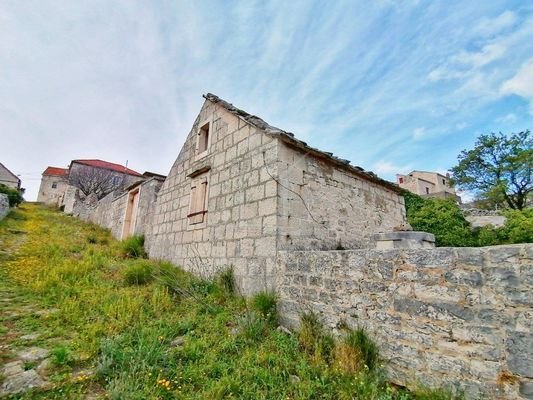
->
<box><xmin>0</xmin><ymin>204</ymin><xmax>457</xmax><ymax>399</ymax></box>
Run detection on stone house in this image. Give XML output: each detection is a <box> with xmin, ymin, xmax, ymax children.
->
<box><xmin>75</xmin><ymin>173</ymin><xmax>165</xmax><ymax>239</ymax></box>
<box><xmin>0</xmin><ymin>162</ymin><xmax>21</xmax><ymax>190</ymax></box>
<box><xmin>37</xmin><ymin>167</ymin><xmax>69</xmax><ymax>206</ymax></box>
<box><xmin>146</xmin><ymin>94</ymin><xmax>406</xmax><ymax>293</ymax></box>
<box><xmin>37</xmin><ymin>159</ymin><xmax>145</xmax><ymax>213</ymax></box>
<box><xmin>397</xmin><ymin>170</ymin><xmax>461</xmax><ymax>202</ymax></box>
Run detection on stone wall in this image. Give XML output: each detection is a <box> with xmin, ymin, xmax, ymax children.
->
<box><xmin>276</xmin><ymin>142</ymin><xmax>405</xmax><ymax>251</ymax></box>
<box><xmin>0</xmin><ymin>193</ymin><xmax>9</xmax><ymax>220</ymax></box>
<box><xmin>146</xmin><ymin>101</ymin><xmax>281</xmax><ymax>293</ymax></box>
<box><xmin>277</xmin><ymin>245</ymin><xmax>533</xmax><ymax>399</ymax></box>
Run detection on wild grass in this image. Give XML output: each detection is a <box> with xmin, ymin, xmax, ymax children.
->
<box><xmin>119</xmin><ymin>234</ymin><xmax>147</xmax><ymax>258</ymax></box>
<box><xmin>0</xmin><ymin>204</ymin><xmax>462</xmax><ymax>399</ymax></box>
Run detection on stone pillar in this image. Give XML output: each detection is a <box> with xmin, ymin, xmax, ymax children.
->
<box><xmin>373</xmin><ymin>231</ymin><xmax>435</xmax><ymax>249</ymax></box>
<box><xmin>0</xmin><ymin>193</ymin><xmax>9</xmax><ymax>221</ymax></box>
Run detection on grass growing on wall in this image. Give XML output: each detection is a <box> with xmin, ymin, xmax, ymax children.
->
<box><xmin>0</xmin><ymin>204</ymin><xmax>462</xmax><ymax>399</ymax></box>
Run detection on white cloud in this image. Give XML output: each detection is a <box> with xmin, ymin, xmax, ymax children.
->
<box><xmin>373</xmin><ymin>161</ymin><xmax>412</xmax><ymax>176</ymax></box>
<box><xmin>472</xmin><ymin>10</ymin><xmax>517</xmax><ymax>38</ymax></box>
<box><xmin>500</xmin><ymin>58</ymin><xmax>533</xmax><ymax>112</ymax></box>
<box><xmin>497</xmin><ymin>113</ymin><xmax>518</xmax><ymax>123</ymax></box>
<box><xmin>453</xmin><ymin>43</ymin><xmax>506</xmax><ymax>68</ymax></box>
<box><xmin>412</xmin><ymin>127</ymin><xmax>426</xmax><ymax>140</ymax></box>
<box><xmin>455</xmin><ymin>122</ymin><xmax>468</xmax><ymax>130</ymax></box>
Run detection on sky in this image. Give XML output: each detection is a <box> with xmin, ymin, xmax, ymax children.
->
<box><xmin>1</xmin><ymin>0</ymin><xmax>532</xmax><ymax>201</ymax></box>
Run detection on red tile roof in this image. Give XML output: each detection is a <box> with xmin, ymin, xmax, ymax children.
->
<box><xmin>72</xmin><ymin>159</ymin><xmax>143</xmax><ymax>177</ymax></box>
<box><xmin>43</xmin><ymin>167</ymin><xmax>69</xmax><ymax>177</ymax></box>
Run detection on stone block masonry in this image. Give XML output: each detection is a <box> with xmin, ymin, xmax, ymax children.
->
<box><xmin>0</xmin><ymin>193</ymin><xmax>9</xmax><ymax>220</ymax></box>
<box><xmin>277</xmin><ymin>244</ymin><xmax>533</xmax><ymax>399</ymax></box>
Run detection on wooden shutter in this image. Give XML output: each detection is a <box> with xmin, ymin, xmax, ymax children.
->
<box><xmin>188</xmin><ymin>176</ymin><xmax>208</xmax><ymax>224</ymax></box>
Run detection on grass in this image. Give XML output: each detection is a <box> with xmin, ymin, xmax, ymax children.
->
<box><xmin>0</xmin><ymin>204</ymin><xmax>462</xmax><ymax>399</ymax></box>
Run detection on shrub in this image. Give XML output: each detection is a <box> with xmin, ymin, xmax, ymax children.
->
<box><xmin>298</xmin><ymin>311</ymin><xmax>334</xmax><ymax>364</ymax></box>
<box><xmin>335</xmin><ymin>327</ymin><xmax>379</xmax><ymax>374</ymax></box>
<box><xmin>251</xmin><ymin>291</ymin><xmax>278</xmax><ymax>324</ymax></box>
<box><xmin>119</xmin><ymin>235</ymin><xmax>147</xmax><ymax>258</ymax></box>
<box><xmin>503</xmin><ymin>208</ymin><xmax>533</xmax><ymax>243</ymax></box>
<box><xmin>0</xmin><ymin>184</ymin><xmax>23</xmax><ymax>207</ymax></box>
<box><xmin>238</xmin><ymin>311</ymin><xmax>269</xmax><ymax>342</ymax></box>
<box><xmin>123</xmin><ymin>261</ymin><xmax>153</xmax><ymax>285</ymax></box>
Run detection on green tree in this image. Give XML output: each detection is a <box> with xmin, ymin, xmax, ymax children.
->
<box><xmin>0</xmin><ymin>184</ymin><xmax>23</xmax><ymax>207</ymax></box>
<box><xmin>451</xmin><ymin>130</ymin><xmax>532</xmax><ymax>210</ymax></box>
<box><xmin>403</xmin><ymin>191</ymin><xmax>473</xmax><ymax>246</ymax></box>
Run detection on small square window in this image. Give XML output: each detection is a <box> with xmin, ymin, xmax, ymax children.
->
<box><xmin>112</xmin><ymin>176</ymin><xmax>121</xmax><ymax>185</ymax></box>
<box><xmin>197</xmin><ymin>122</ymin><xmax>210</xmax><ymax>155</ymax></box>
<box><xmin>442</xmin><ymin>179</ymin><xmax>446</xmax><ymax>185</ymax></box>
<box><xmin>399</xmin><ymin>177</ymin><xmax>404</xmax><ymax>184</ymax></box>
<box><xmin>51</xmin><ymin>182</ymin><xmax>57</xmax><ymax>189</ymax></box>
<box><xmin>425</xmin><ymin>187</ymin><xmax>430</xmax><ymax>194</ymax></box>
<box><xmin>188</xmin><ymin>174</ymin><xmax>208</xmax><ymax>225</ymax></box>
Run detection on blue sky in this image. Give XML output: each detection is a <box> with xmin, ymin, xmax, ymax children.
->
<box><xmin>1</xmin><ymin>0</ymin><xmax>532</xmax><ymax>200</ymax></box>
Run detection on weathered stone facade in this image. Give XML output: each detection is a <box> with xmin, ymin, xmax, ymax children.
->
<box><xmin>0</xmin><ymin>193</ymin><xmax>9</xmax><ymax>220</ymax></box>
<box><xmin>277</xmin><ymin>244</ymin><xmax>533</xmax><ymax>399</ymax></box>
<box><xmin>73</xmin><ymin>177</ymin><xmax>163</xmax><ymax>239</ymax></box>
<box><xmin>37</xmin><ymin>174</ymin><xmax>68</xmax><ymax>206</ymax></box>
<box><xmin>146</xmin><ymin>94</ymin><xmax>405</xmax><ymax>293</ymax></box>
<box><xmin>0</xmin><ymin>163</ymin><xmax>20</xmax><ymax>190</ymax></box>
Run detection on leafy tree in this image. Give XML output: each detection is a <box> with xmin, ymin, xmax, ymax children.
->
<box><xmin>403</xmin><ymin>191</ymin><xmax>532</xmax><ymax>246</ymax></box>
<box><xmin>0</xmin><ymin>184</ymin><xmax>23</xmax><ymax>207</ymax></box>
<box><xmin>403</xmin><ymin>191</ymin><xmax>473</xmax><ymax>246</ymax></box>
<box><xmin>451</xmin><ymin>130</ymin><xmax>532</xmax><ymax>210</ymax></box>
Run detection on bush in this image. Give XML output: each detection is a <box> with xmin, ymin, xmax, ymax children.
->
<box><xmin>0</xmin><ymin>184</ymin><xmax>23</xmax><ymax>207</ymax></box>
<box><xmin>334</xmin><ymin>327</ymin><xmax>379</xmax><ymax>373</ymax></box>
<box><xmin>123</xmin><ymin>261</ymin><xmax>153</xmax><ymax>285</ymax></box>
<box><xmin>251</xmin><ymin>291</ymin><xmax>278</xmax><ymax>324</ymax></box>
<box><xmin>119</xmin><ymin>235</ymin><xmax>147</xmax><ymax>258</ymax></box>
<box><xmin>503</xmin><ymin>208</ymin><xmax>533</xmax><ymax>243</ymax></box>
<box><xmin>403</xmin><ymin>192</ymin><xmax>473</xmax><ymax>246</ymax></box>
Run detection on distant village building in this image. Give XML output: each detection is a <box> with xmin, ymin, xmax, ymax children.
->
<box><xmin>0</xmin><ymin>162</ymin><xmax>21</xmax><ymax>190</ymax></box>
<box><xmin>37</xmin><ymin>167</ymin><xmax>69</xmax><ymax>206</ymax></box>
<box><xmin>396</xmin><ymin>170</ymin><xmax>461</xmax><ymax>202</ymax></box>
<box><xmin>37</xmin><ymin>159</ymin><xmax>144</xmax><ymax>211</ymax></box>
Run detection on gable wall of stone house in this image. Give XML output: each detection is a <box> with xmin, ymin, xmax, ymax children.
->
<box><xmin>275</xmin><ymin>142</ymin><xmax>405</xmax><ymax>254</ymax></box>
<box><xmin>37</xmin><ymin>175</ymin><xmax>68</xmax><ymax>206</ymax></box>
<box><xmin>145</xmin><ymin>100</ymin><xmax>280</xmax><ymax>293</ymax></box>
<box><xmin>0</xmin><ymin>164</ymin><xmax>19</xmax><ymax>190</ymax></box>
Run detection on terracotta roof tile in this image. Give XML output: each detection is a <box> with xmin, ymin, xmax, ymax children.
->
<box><xmin>43</xmin><ymin>167</ymin><xmax>68</xmax><ymax>177</ymax></box>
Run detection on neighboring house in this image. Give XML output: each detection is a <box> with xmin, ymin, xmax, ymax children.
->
<box><xmin>0</xmin><ymin>162</ymin><xmax>21</xmax><ymax>190</ymax></box>
<box><xmin>396</xmin><ymin>170</ymin><xmax>461</xmax><ymax>202</ymax></box>
<box><xmin>37</xmin><ymin>167</ymin><xmax>69</xmax><ymax>206</ymax></box>
<box><xmin>145</xmin><ymin>94</ymin><xmax>406</xmax><ymax>293</ymax></box>
<box><xmin>37</xmin><ymin>159</ymin><xmax>144</xmax><ymax>212</ymax></box>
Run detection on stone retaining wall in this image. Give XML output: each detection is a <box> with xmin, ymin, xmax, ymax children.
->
<box><xmin>277</xmin><ymin>245</ymin><xmax>533</xmax><ymax>399</ymax></box>
<box><xmin>0</xmin><ymin>193</ymin><xmax>9</xmax><ymax>220</ymax></box>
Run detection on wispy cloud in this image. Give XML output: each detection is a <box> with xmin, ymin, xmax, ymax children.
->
<box><xmin>500</xmin><ymin>57</ymin><xmax>533</xmax><ymax>113</ymax></box>
<box><xmin>0</xmin><ymin>1</ymin><xmax>532</xmax><ymax>199</ymax></box>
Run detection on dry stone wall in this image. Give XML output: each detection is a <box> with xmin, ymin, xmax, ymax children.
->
<box><xmin>0</xmin><ymin>193</ymin><xmax>9</xmax><ymax>220</ymax></box>
<box><xmin>277</xmin><ymin>245</ymin><xmax>533</xmax><ymax>399</ymax></box>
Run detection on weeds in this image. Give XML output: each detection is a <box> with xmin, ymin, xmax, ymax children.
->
<box><xmin>119</xmin><ymin>235</ymin><xmax>147</xmax><ymax>258</ymax></box>
<box><xmin>217</xmin><ymin>267</ymin><xmax>236</xmax><ymax>295</ymax></box>
<box><xmin>0</xmin><ymin>205</ymin><xmax>461</xmax><ymax>400</ymax></box>
<box><xmin>123</xmin><ymin>260</ymin><xmax>153</xmax><ymax>285</ymax></box>
<box><xmin>334</xmin><ymin>326</ymin><xmax>380</xmax><ymax>373</ymax></box>
<box><xmin>251</xmin><ymin>291</ymin><xmax>278</xmax><ymax>324</ymax></box>
<box><xmin>298</xmin><ymin>311</ymin><xmax>334</xmax><ymax>365</ymax></box>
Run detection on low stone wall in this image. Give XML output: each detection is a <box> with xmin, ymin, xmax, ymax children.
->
<box><xmin>277</xmin><ymin>245</ymin><xmax>533</xmax><ymax>399</ymax></box>
<box><xmin>0</xmin><ymin>193</ymin><xmax>9</xmax><ymax>220</ymax></box>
